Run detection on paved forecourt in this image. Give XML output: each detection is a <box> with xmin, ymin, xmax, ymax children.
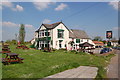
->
<box><xmin>46</xmin><ymin>66</ymin><xmax>98</xmax><ymax>78</ymax></box>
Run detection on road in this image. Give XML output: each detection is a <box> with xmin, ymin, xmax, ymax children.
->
<box><xmin>107</xmin><ymin>50</ymin><xmax>119</xmax><ymax>79</ymax></box>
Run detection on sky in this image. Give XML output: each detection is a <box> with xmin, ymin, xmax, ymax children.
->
<box><xmin>1</xmin><ymin>2</ymin><xmax>119</xmax><ymax>41</ymax></box>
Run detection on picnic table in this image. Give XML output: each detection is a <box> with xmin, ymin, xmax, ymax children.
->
<box><xmin>2</xmin><ymin>53</ymin><xmax>24</xmax><ymax>65</ymax></box>
<box><xmin>16</xmin><ymin>45</ymin><xmax>29</xmax><ymax>49</ymax></box>
<box><xmin>2</xmin><ymin>48</ymin><xmax>10</xmax><ymax>51</ymax></box>
<box><xmin>23</xmin><ymin>46</ymin><xmax>29</xmax><ymax>50</ymax></box>
<box><xmin>3</xmin><ymin>45</ymin><xmax>9</xmax><ymax>47</ymax></box>
<box><xmin>2</xmin><ymin>46</ymin><xmax>9</xmax><ymax>48</ymax></box>
<box><xmin>1</xmin><ymin>48</ymin><xmax>11</xmax><ymax>53</ymax></box>
<box><xmin>1</xmin><ymin>44</ymin><xmax>11</xmax><ymax>53</ymax></box>
<box><xmin>44</xmin><ymin>47</ymin><xmax>51</xmax><ymax>52</ymax></box>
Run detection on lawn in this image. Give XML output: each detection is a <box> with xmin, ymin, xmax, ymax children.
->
<box><xmin>2</xmin><ymin>44</ymin><xmax>115</xmax><ymax>79</ymax></box>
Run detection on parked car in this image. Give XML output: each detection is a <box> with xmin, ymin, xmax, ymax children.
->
<box><xmin>100</xmin><ymin>48</ymin><xmax>112</xmax><ymax>54</ymax></box>
<box><xmin>112</xmin><ymin>46</ymin><xmax>120</xmax><ymax>50</ymax></box>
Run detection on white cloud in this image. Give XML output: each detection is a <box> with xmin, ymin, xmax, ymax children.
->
<box><xmin>42</xmin><ymin>19</ymin><xmax>51</xmax><ymax>24</ymax></box>
<box><xmin>55</xmin><ymin>3</ymin><xmax>67</xmax><ymax>11</ymax></box>
<box><xmin>12</xmin><ymin>5</ymin><xmax>24</xmax><ymax>11</ymax></box>
<box><xmin>1</xmin><ymin>2</ymin><xmax>24</xmax><ymax>12</ymax></box>
<box><xmin>2</xmin><ymin>21</ymin><xmax>35</xmax><ymax>41</ymax></box>
<box><xmin>2</xmin><ymin>21</ymin><xmax>34</xmax><ymax>28</ymax></box>
<box><xmin>33</xmin><ymin>2</ymin><xmax>52</xmax><ymax>11</ymax></box>
<box><xmin>109</xmin><ymin>1</ymin><xmax>120</xmax><ymax>10</ymax></box>
<box><xmin>25</xmin><ymin>24</ymin><xmax>34</xmax><ymax>28</ymax></box>
<box><xmin>0</xmin><ymin>2</ymin><xmax>13</xmax><ymax>10</ymax></box>
<box><xmin>2</xmin><ymin>2</ymin><xmax>13</xmax><ymax>8</ymax></box>
<box><xmin>2</xmin><ymin>21</ymin><xmax>19</xmax><ymax>27</ymax></box>
<box><xmin>113</xmin><ymin>27</ymin><xmax>120</xmax><ymax>30</ymax></box>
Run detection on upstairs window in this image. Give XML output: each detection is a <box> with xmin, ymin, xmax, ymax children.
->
<box><xmin>42</xmin><ymin>32</ymin><xmax>44</xmax><ymax>36</ymax></box>
<box><xmin>76</xmin><ymin>39</ymin><xmax>80</xmax><ymax>43</ymax></box>
<box><xmin>81</xmin><ymin>39</ymin><xmax>83</xmax><ymax>42</ymax></box>
<box><xmin>39</xmin><ymin>32</ymin><xmax>41</xmax><ymax>37</ymax></box>
<box><xmin>58</xmin><ymin>29</ymin><xmax>64</xmax><ymax>38</ymax></box>
<box><xmin>45</xmin><ymin>32</ymin><xmax>50</xmax><ymax>36</ymax></box>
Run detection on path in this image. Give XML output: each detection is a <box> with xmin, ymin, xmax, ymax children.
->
<box><xmin>45</xmin><ymin>66</ymin><xmax>98</xmax><ymax>78</ymax></box>
<box><xmin>107</xmin><ymin>50</ymin><xmax>119</xmax><ymax>78</ymax></box>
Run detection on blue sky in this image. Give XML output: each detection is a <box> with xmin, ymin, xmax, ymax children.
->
<box><xmin>1</xmin><ymin>2</ymin><xmax>119</xmax><ymax>41</ymax></box>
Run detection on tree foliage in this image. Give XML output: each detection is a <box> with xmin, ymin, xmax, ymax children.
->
<box><xmin>93</xmin><ymin>36</ymin><xmax>102</xmax><ymax>41</ymax></box>
<box><xmin>19</xmin><ymin>24</ymin><xmax>25</xmax><ymax>43</ymax></box>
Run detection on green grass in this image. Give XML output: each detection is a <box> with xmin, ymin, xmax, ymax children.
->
<box><xmin>2</xmin><ymin>44</ymin><xmax>115</xmax><ymax>79</ymax></box>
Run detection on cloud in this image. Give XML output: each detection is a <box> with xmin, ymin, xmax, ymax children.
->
<box><xmin>109</xmin><ymin>1</ymin><xmax>120</xmax><ymax>10</ymax></box>
<box><xmin>1</xmin><ymin>2</ymin><xmax>24</xmax><ymax>11</ymax></box>
<box><xmin>2</xmin><ymin>2</ymin><xmax>13</xmax><ymax>8</ymax></box>
<box><xmin>2</xmin><ymin>21</ymin><xmax>19</xmax><ymax>27</ymax></box>
<box><xmin>0</xmin><ymin>2</ymin><xmax>13</xmax><ymax>10</ymax></box>
<box><xmin>12</xmin><ymin>5</ymin><xmax>24</xmax><ymax>11</ymax></box>
<box><xmin>55</xmin><ymin>3</ymin><xmax>68</xmax><ymax>11</ymax></box>
<box><xmin>42</xmin><ymin>19</ymin><xmax>51</xmax><ymax>24</ymax></box>
<box><xmin>2</xmin><ymin>21</ymin><xmax>35</xmax><ymax>41</ymax></box>
<box><xmin>25</xmin><ymin>24</ymin><xmax>34</xmax><ymax>28</ymax></box>
<box><xmin>113</xmin><ymin>27</ymin><xmax>120</xmax><ymax>30</ymax></box>
<box><xmin>2</xmin><ymin>21</ymin><xmax>34</xmax><ymax>28</ymax></box>
<box><xmin>33</xmin><ymin>2</ymin><xmax>52</xmax><ymax>11</ymax></box>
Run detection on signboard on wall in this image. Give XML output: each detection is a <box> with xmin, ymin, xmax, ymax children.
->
<box><xmin>106</xmin><ymin>31</ymin><xmax>112</xmax><ymax>39</ymax></box>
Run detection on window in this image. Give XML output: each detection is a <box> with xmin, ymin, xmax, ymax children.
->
<box><xmin>45</xmin><ymin>32</ymin><xmax>50</xmax><ymax>36</ymax></box>
<box><xmin>76</xmin><ymin>39</ymin><xmax>80</xmax><ymax>43</ymax></box>
<box><xmin>58</xmin><ymin>29</ymin><xmax>64</xmax><ymax>38</ymax></box>
<box><xmin>39</xmin><ymin>32</ymin><xmax>41</xmax><ymax>37</ymax></box>
<box><xmin>87</xmin><ymin>39</ymin><xmax>89</xmax><ymax>42</ymax></box>
<box><xmin>59</xmin><ymin>40</ymin><xmax>63</xmax><ymax>48</ymax></box>
<box><xmin>42</xmin><ymin>32</ymin><xmax>44</xmax><ymax>36</ymax></box>
<box><xmin>81</xmin><ymin>39</ymin><xmax>83</xmax><ymax>42</ymax></box>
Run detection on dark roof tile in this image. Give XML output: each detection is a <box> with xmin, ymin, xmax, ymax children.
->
<box><xmin>43</xmin><ymin>22</ymin><xmax>61</xmax><ymax>29</ymax></box>
<box><xmin>69</xmin><ymin>29</ymin><xmax>89</xmax><ymax>39</ymax></box>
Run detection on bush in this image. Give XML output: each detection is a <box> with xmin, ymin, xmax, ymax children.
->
<box><xmin>70</xmin><ymin>50</ymin><xmax>77</xmax><ymax>53</ymax></box>
<box><xmin>5</xmin><ymin>40</ymin><xmax>17</xmax><ymax>45</ymax></box>
<box><xmin>30</xmin><ymin>43</ymin><xmax>35</xmax><ymax>48</ymax></box>
<box><xmin>59</xmin><ymin>48</ymin><xmax>66</xmax><ymax>51</ymax></box>
<box><xmin>51</xmin><ymin>48</ymin><xmax>57</xmax><ymax>51</ymax></box>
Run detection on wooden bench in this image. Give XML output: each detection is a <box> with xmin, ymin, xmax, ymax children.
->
<box><xmin>2</xmin><ymin>53</ymin><xmax>24</xmax><ymax>65</ymax></box>
<box><xmin>16</xmin><ymin>45</ymin><xmax>29</xmax><ymax>50</ymax></box>
<box><xmin>88</xmin><ymin>52</ymin><xmax>94</xmax><ymax>55</ymax></box>
<box><xmin>44</xmin><ymin>47</ymin><xmax>51</xmax><ymax>52</ymax></box>
<box><xmin>0</xmin><ymin>50</ymin><xmax>11</xmax><ymax>54</ymax></box>
<box><xmin>22</xmin><ymin>46</ymin><xmax>29</xmax><ymax>50</ymax></box>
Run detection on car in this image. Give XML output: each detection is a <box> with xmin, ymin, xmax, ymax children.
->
<box><xmin>100</xmin><ymin>48</ymin><xmax>112</xmax><ymax>54</ymax></box>
<box><xmin>112</xmin><ymin>46</ymin><xmax>120</xmax><ymax>50</ymax></box>
<box><xmin>116</xmin><ymin>47</ymin><xmax>120</xmax><ymax>50</ymax></box>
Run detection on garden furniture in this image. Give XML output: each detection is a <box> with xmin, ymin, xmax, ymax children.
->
<box><xmin>2</xmin><ymin>53</ymin><xmax>24</xmax><ymax>65</ymax></box>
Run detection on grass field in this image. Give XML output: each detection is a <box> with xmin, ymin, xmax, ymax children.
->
<box><xmin>2</xmin><ymin>44</ymin><xmax>115</xmax><ymax>79</ymax></box>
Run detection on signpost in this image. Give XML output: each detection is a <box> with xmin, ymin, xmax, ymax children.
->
<box><xmin>106</xmin><ymin>31</ymin><xmax>112</xmax><ymax>39</ymax></box>
<box><xmin>106</xmin><ymin>31</ymin><xmax>112</xmax><ymax>46</ymax></box>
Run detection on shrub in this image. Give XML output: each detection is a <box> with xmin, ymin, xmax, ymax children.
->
<box><xmin>30</xmin><ymin>43</ymin><xmax>35</xmax><ymax>48</ymax></box>
<box><xmin>59</xmin><ymin>48</ymin><xmax>66</xmax><ymax>51</ymax></box>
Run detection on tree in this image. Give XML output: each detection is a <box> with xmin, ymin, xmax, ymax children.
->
<box><xmin>93</xmin><ymin>36</ymin><xmax>102</xmax><ymax>41</ymax></box>
<box><xmin>19</xmin><ymin>24</ymin><xmax>25</xmax><ymax>44</ymax></box>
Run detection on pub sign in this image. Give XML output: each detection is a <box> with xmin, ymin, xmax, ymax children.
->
<box><xmin>106</xmin><ymin>31</ymin><xmax>112</xmax><ymax>39</ymax></box>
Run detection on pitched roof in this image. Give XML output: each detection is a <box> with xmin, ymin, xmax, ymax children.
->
<box><xmin>93</xmin><ymin>41</ymin><xmax>104</xmax><ymax>44</ymax></box>
<box><xmin>79</xmin><ymin>42</ymin><xmax>94</xmax><ymax>47</ymax></box>
<box><xmin>42</xmin><ymin>22</ymin><xmax>61</xmax><ymax>29</ymax></box>
<box><xmin>69</xmin><ymin>29</ymin><xmax>89</xmax><ymax>39</ymax></box>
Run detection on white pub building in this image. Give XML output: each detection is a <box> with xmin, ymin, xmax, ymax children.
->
<box><xmin>33</xmin><ymin>22</ymin><xmax>95</xmax><ymax>50</ymax></box>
